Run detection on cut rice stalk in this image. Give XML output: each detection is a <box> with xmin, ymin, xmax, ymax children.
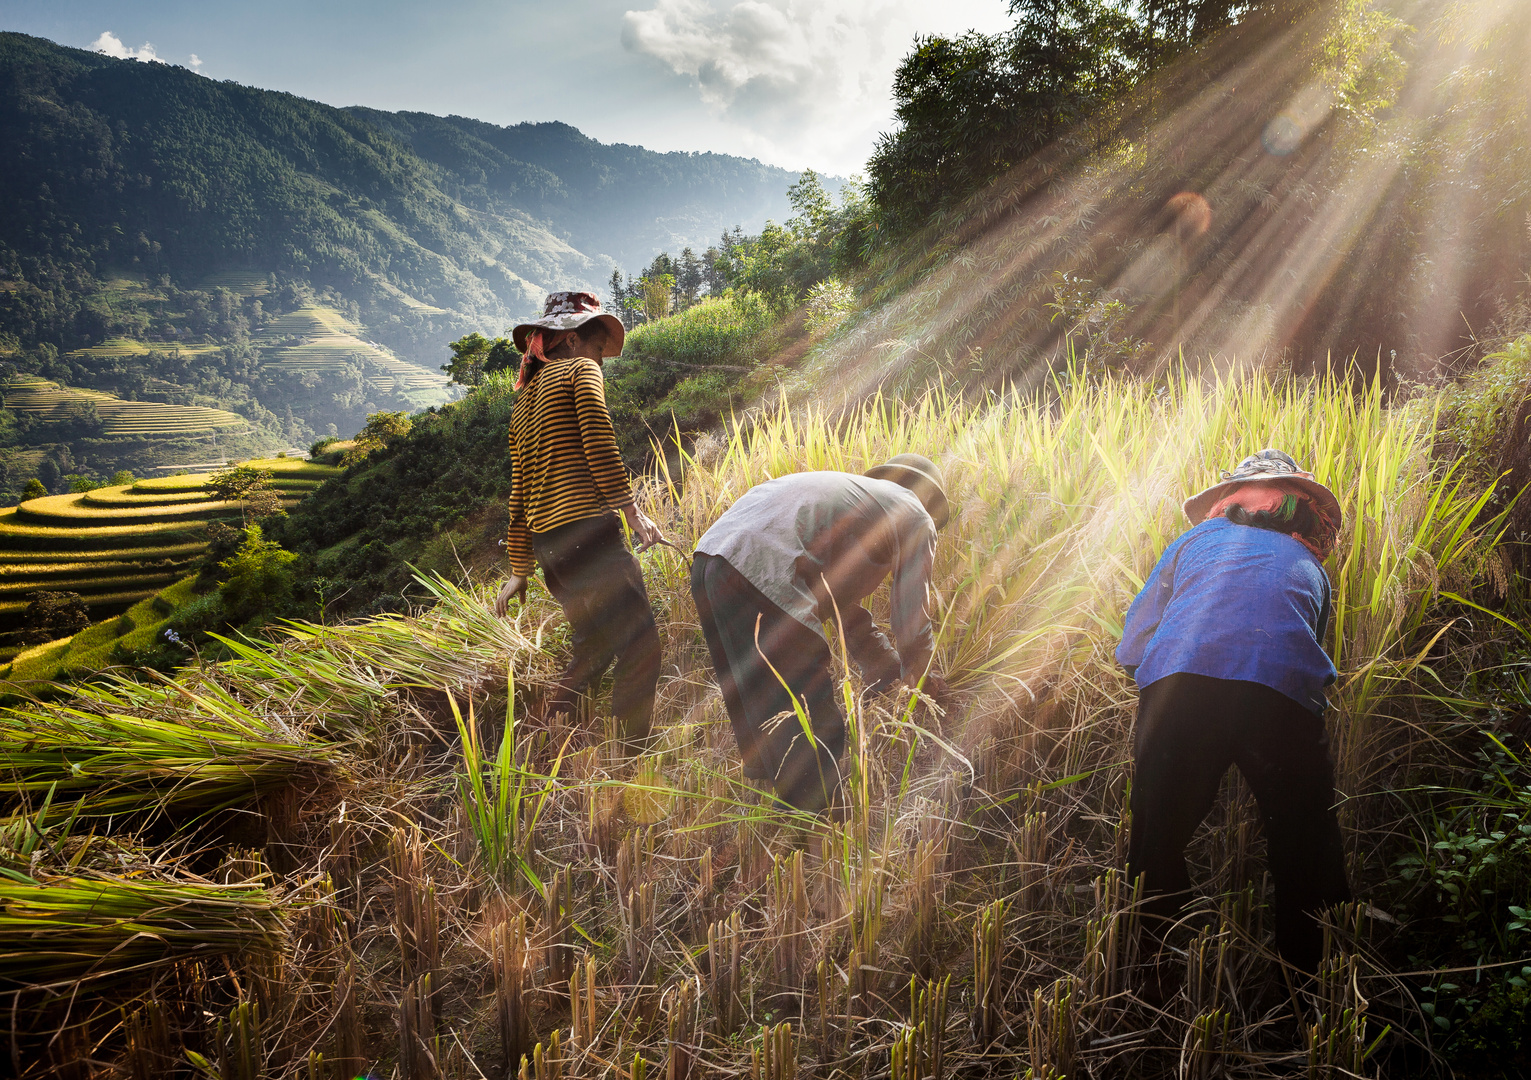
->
<box><xmin>0</xmin><ymin>870</ymin><xmax>288</xmax><ymax>991</ymax></box>
<box><xmin>0</xmin><ymin>672</ymin><xmax>340</xmax><ymax>824</ymax></box>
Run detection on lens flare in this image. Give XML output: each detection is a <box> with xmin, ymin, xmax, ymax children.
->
<box><xmin>1165</xmin><ymin>192</ymin><xmax>1213</xmax><ymax>238</ymax></box>
<box><xmin>1261</xmin><ymin>114</ymin><xmax>1303</xmax><ymax>155</ymax></box>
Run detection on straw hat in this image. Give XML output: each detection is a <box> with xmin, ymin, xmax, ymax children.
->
<box><xmin>865</xmin><ymin>453</ymin><xmax>950</xmax><ymax>529</ymax></box>
<box><xmin>512</xmin><ymin>291</ymin><xmax>625</xmax><ymax>354</ymax></box>
<box><xmin>1183</xmin><ymin>448</ymin><xmax>1342</xmax><ymax>528</ymax></box>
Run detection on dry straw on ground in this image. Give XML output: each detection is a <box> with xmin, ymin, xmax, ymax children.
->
<box><xmin>0</xmin><ymin>369</ymin><xmax>1510</xmax><ymax>1078</ymax></box>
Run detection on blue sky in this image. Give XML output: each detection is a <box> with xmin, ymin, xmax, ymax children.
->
<box><xmin>0</xmin><ymin>0</ymin><xmax>1012</xmax><ymax>176</ymax></box>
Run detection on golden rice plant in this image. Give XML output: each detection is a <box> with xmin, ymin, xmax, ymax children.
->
<box><xmin>658</xmin><ymin>369</ymin><xmax>1508</xmax><ymax>840</ymax></box>
<box><xmin>0</xmin><ymin>361</ymin><xmax>1510</xmax><ymax>1079</ymax></box>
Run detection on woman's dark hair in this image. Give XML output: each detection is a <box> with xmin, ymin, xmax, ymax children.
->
<box><xmin>1225</xmin><ymin>497</ymin><xmax>1322</xmax><ymax>538</ymax></box>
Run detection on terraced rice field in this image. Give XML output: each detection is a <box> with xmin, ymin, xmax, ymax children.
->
<box><xmin>258</xmin><ymin>304</ymin><xmax>451</xmax><ymax>401</ymax></box>
<box><xmin>0</xmin><ymin>457</ymin><xmax>339</xmax><ymax>630</ymax></box>
<box><xmin>68</xmin><ymin>337</ymin><xmax>222</xmax><ymax>359</ymax></box>
<box><xmin>0</xmin><ymin>575</ymin><xmax>201</xmax><ymax>686</ymax></box>
<box><xmin>199</xmin><ymin>270</ymin><xmax>271</xmax><ymax>297</ymax></box>
<box><xmin>377</xmin><ymin>278</ymin><xmax>449</xmax><ymax>315</ymax></box>
<box><xmin>1</xmin><ymin>377</ymin><xmax>247</xmax><ymax>437</ymax></box>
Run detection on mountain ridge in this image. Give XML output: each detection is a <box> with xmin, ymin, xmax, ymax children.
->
<box><xmin>0</xmin><ymin>30</ymin><xmax>808</xmax><ymax>481</ymax></box>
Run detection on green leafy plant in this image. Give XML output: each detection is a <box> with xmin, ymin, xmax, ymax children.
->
<box><xmin>1394</xmin><ymin>732</ymin><xmax>1531</xmax><ymax>1059</ymax></box>
<box><xmin>218</xmin><ymin>525</ymin><xmax>298</xmax><ymax>625</ymax></box>
<box><xmin>450</xmin><ymin>673</ymin><xmax>565</xmax><ymax>892</ymax></box>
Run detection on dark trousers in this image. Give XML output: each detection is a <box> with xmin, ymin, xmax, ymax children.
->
<box><xmin>1127</xmin><ymin>672</ymin><xmax>1351</xmax><ymax>973</ymax></box>
<box><xmin>533</xmin><ymin>515</ymin><xmax>661</xmax><ymax>747</ymax></box>
<box><xmin>690</xmin><ymin>554</ymin><xmax>845</xmax><ymax>813</ymax></box>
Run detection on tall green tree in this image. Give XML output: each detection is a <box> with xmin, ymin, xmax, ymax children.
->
<box><xmin>444</xmin><ymin>332</ymin><xmax>518</xmax><ymax>387</ymax></box>
<box><xmin>207</xmin><ymin>465</ymin><xmax>282</xmax><ymax>526</ymax></box>
<box><xmin>866</xmin><ymin>0</ymin><xmax>1305</xmax><ymax>237</ymax></box>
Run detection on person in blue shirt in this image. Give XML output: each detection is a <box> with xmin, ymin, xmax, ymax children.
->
<box><xmin>1117</xmin><ymin>448</ymin><xmax>1352</xmax><ymax>974</ymax></box>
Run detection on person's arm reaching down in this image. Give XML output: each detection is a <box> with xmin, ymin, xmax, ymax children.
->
<box><xmin>888</xmin><ymin>512</ymin><xmax>937</xmax><ymax>685</ymax></box>
<box><xmin>498</xmin><ymin>426</ymin><xmax>536</xmax><ymax>616</ymax></box>
<box><xmin>1116</xmin><ymin>534</ymin><xmax>1185</xmax><ymax>674</ymax></box>
<box><xmin>842</xmin><ymin>604</ymin><xmax>902</xmax><ymax>694</ymax></box>
<box><xmin>570</xmin><ymin>360</ymin><xmax>664</xmax><ymax>550</ymax></box>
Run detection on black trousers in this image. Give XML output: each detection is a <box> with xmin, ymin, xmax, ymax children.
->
<box><xmin>1127</xmin><ymin>672</ymin><xmax>1351</xmax><ymax>973</ymax></box>
<box><xmin>533</xmin><ymin>515</ymin><xmax>661</xmax><ymax>747</ymax></box>
<box><xmin>690</xmin><ymin>553</ymin><xmax>845</xmax><ymax>813</ymax></box>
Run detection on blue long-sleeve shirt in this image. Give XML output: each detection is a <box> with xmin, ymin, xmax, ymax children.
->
<box><xmin>1116</xmin><ymin>516</ymin><xmax>1337</xmax><ymax>714</ymax></box>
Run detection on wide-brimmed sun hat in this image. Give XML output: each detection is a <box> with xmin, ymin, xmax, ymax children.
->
<box><xmin>866</xmin><ymin>453</ymin><xmax>950</xmax><ymax>529</ymax></box>
<box><xmin>1183</xmin><ymin>448</ymin><xmax>1342</xmax><ymax>529</ymax></box>
<box><xmin>512</xmin><ymin>291</ymin><xmax>625</xmax><ymax>354</ymax></box>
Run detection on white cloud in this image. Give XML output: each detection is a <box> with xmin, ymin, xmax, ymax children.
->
<box><xmin>188</xmin><ymin>54</ymin><xmax>204</xmax><ymax>72</ymax></box>
<box><xmin>621</xmin><ymin>0</ymin><xmax>990</xmax><ymax>172</ymax></box>
<box><xmin>90</xmin><ymin>31</ymin><xmax>161</xmax><ymax>63</ymax></box>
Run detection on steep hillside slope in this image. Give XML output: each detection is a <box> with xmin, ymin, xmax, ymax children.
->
<box><xmin>0</xmin><ymin>32</ymin><xmax>799</xmax><ymax>363</ymax></box>
<box><xmin>0</xmin><ymin>31</ymin><xmax>804</xmax><ymax>479</ymax></box>
<box><xmin>348</xmin><ymin>110</ymin><xmax>808</xmax><ymax>272</ymax></box>
<box><xmin>269</xmin><ymin>378</ymin><xmax>519</xmax><ymax>618</ymax></box>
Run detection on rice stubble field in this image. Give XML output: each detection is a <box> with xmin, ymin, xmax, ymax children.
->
<box><xmin>0</xmin><ymin>367</ymin><xmax>1512</xmax><ymax>1079</ymax></box>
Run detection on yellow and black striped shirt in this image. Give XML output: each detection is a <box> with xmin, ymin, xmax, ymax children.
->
<box><xmin>506</xmin><ymin>356</ymin><xmax>634</xmax><ymax>575</ymax></box>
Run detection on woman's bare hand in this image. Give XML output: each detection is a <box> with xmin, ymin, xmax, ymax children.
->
<box><xmin>622</xmin><ymin>504</ymin><xmax>666</xmax><ymax>553</ymax></box>
<box><xmin>494</xmin><ymin>575</ymin><xmax>527</xmax><ymax>617</ymax></box>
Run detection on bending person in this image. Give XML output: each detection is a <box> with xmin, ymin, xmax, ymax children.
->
<box><xmin>692</xmin><ymin>454</ymin><xmax>950</xmax><ymax>813</ymax></box>
<box><xmin>494</xmin><ymin>292</ymin><xmax>664</xmax><ymax>752</ymax></box>
<box><xmin>1117</xmin><ymin>448</ymin><xmax>1351</xmax><ymax>974</ymax></box>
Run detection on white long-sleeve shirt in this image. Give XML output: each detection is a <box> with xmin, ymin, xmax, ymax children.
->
<box><xmin>695</xmin><ymin>471</ymin><xmax>937</xmax><ymax>681</ymax></box>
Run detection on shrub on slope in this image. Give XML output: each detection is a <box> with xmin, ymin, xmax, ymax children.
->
<box><xmin>605</xmin><ymin>292</ymin><xmax>785</xmax><ymax>461</ymax></box>
<box><xmin>270</xmin><ymin>377</ymin><xmax>520</xmax><ymax>618</ymax></box>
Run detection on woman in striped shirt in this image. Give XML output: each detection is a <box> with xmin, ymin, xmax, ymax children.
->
<box><xmin>493</xmin><ymin>292</ymin><xmax>664</xmax><ymax>751</ymax></box>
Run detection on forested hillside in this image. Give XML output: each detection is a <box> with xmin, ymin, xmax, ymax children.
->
<box><xmin>0</xmin><ymin>31</ymin><xmax>802</xmax><ymax>491</ymax></box>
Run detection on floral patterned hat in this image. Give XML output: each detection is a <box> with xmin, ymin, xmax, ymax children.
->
<box><xmin>1182</xmin><ymin>448</ymin><xmax>1342</xmax><ymax>528</ymax></box>
<box><xmin>512</xmin><ymin>292</ymin><xmax>625</xmax><ymax>354</ymax></box>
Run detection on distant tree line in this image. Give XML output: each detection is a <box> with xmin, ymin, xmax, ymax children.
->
<box><xmin>604</xmin><ymin>169</ymin><xmax>873</xmax><ymax>329</ymax></box>
<box><xmin>864</xmin><ymin>0</ymin><xmax>1284</xmax><ymax>238</ymax></box>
